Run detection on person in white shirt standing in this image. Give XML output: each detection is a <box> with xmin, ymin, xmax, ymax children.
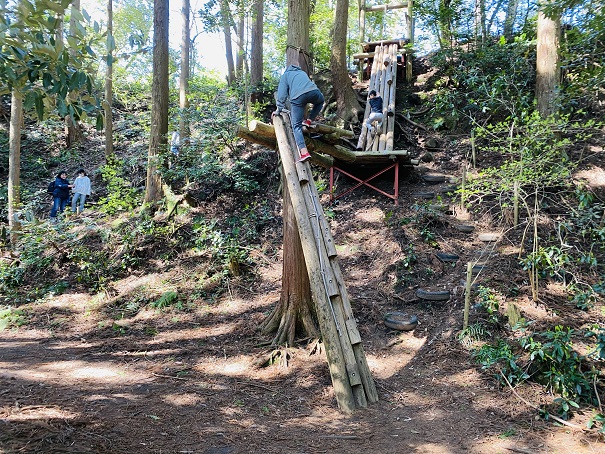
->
<box><xmin>71</xmin><ymin>169</ymin><xmax>92</xmax><ymax>214</ymax></box>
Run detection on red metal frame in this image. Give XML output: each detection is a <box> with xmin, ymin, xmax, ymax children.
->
<box><xmin>329</xmin><ymin>160</ymin><xmax>399</xmax><ymax>205</ymax></box>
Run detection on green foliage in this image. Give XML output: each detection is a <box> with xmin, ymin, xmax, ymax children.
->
<box><xmin>427</xmin><ymin>41</ymin><xmax>534</xmax><ymax>127</ymax></box>
<box><xmin>472</xmin><ymin>340</ymin><xmax>529</xmax><ymax>386</ymax></box>
<box><xmin>458</xmin><ymin>322</ymin><xmax>491</xmax><ymax>347</ymax></box>
<box><xmin>462</xmin><ymin>113</ymin><xmax>597</xmax><ymax>209</ymax></box>
<box><xmin>520</xmin><ymin>326</ymin><xmax>594</xmax><ymax>416</ymax></box>
<box><xmin>475</xmin><ymin>286</ymin><xmax>500</xmax><ymax>324</ymax></box>
<box><xmin>585</xmin><ymin>326</ymin><xmax>605</xmax><ymax>360</ymax></box>
<box><xmin>0</xmin><ymin>306</ymin><xmax>28</xmax><ymax>331</ymax></box>
<box><xmin>0</xmin><ymin>1</ymin><xmax>99</xmax><ymax>120</ymax></box>
<box><xmin>150</xmin><ymin>291</ymin><xmax>182</xmax><ymax>310</ymax></box>
<box><xmin>192</xmin><ymin>216</ymin><xmax>252</xmax><ymax>277</ymax></box>
<box><xmin>97</xmin><ymin>157</ymin><xmax>140</xmax><ymax>214</ymax></box>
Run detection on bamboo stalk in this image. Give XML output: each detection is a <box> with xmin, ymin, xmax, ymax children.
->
<box><xmin>463</xmin><ymin>262</ymin><xmax>473</xmax><ymax>330</ymax></box>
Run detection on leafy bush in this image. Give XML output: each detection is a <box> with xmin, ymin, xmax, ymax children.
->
<box><xmin>97</xmin><ymin>157</ymin><xmax>141</xmax><ymax>215</ymax></box>
<box><xmin>427</xmin><ymin>40</ymin><xmax>535</xmax><ymax>128</ymax></box>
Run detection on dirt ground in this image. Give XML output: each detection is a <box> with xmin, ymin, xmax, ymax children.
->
<box><xmin>2</xmin><ymin>156</ymin><xmax>604</xmax><ymax>454</ymax></box>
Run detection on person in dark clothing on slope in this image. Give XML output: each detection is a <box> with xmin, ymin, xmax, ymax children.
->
<box><xmin>273</xmin><ymin>63</ymin><xmax>325</xmax><ymax>163</ymax></box>
<box><xmin>50</xmin><ymin>171</ymin><xmax>73</xmax><ymax>221</ymax></box>
<box><xmin>365</xmin><ymin>90</ymin><xmax>384</xmax><ymax>134</ymax></box>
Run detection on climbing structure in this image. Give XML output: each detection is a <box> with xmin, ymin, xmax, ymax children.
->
<box><xmin>272</xmin><ymin>112</ymin><xmax>378</xmax><ymax>413</ymax></box>
<box><xmin>356</xmin><ymin>43</ymin><xmax>399</xmax><ymax>152</ymax></box>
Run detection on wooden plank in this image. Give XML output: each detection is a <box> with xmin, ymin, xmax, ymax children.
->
<box><xmin>364</xmin><ymin>3</ymin><xmax>408</xmax><ymax>13</ymax></box>
<box><xmin>330</xmin><ymin>259</ymin><xmax>379</xmax><ymax>403</ymax></box>
<box><xmin>273</xmin><ymin>113</ymin><xmax>356</xmax><ymax>413</ymax></box>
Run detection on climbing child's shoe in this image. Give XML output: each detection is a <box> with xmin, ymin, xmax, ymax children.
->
<box><xmin>298</xmin><ymin>151</ymin><xmax>312</xmax><ymax>162</ymax></box>
<box><xmin>302</xmin><ymin>119</ymin><xmax>312</xmax><ymax>127</ymax></box>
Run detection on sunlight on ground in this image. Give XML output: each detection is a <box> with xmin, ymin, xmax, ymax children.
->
<box><xmin>162</xmin><ymin>393</ymin><xmax>202</xmax><ymax>407</ymax></box>
<box><xmin>196</xmin><ymin>355</ymin><xmax>253</xmax><ymax>377</ymax></box>
<box><xmin>355</xmin><ymin>207</ymin><xmax>385</xmax><ymax>223</ymax></box>
<box><xmin>366</xmin><ymin>335</ymin><xmax>427</xmax><ymax>379</ymax></box>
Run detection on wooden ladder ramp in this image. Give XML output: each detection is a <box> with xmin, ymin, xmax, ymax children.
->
<box><xmin>273</xmin><ymin>112</ymin><xmax>378</xmax><ymax>413</ymax></box>
<box><xmin>357</xmin><ymin>43</ymin><xmax>399</xmax><ymax>153</ymax></box>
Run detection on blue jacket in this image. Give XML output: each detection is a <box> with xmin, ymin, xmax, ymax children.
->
<box><xmin>276</xmin><ymin>65</ymin><xmax>319</xmax><ymax>111</ymax></box>
<box><xmin>369</xmin><ymin>96</ymin><xmax>383</xmax><ymax>113</ymax></box>
<box><xmin>53</xmin><ymin>177</ymin><xmax>71</xmax><ymax>200</ymax></box>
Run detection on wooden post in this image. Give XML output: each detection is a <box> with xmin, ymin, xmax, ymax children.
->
<box><xmin>470</xmin><ymin>129</ymin><xmax>476</xmax><ymax>168</ymax></box>
<box><xmin>463</xmin><ymin>262</ymin><xmax>472</xmax><ymax>330</ymax></box>
<box><xmin>513</xmin><ymin>181</ymin><xmax>519</xmax><ymax>228</ymax></box>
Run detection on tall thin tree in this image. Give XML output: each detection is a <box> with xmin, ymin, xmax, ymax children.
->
<box><xmin>66</xmin><ymin>0</ymin><xmax>84</xmax><ymax>147</ymax></box>
<box><xmin>249</xmin><ymin>0</ymin><xmax>263</xmax><ymax>104</ymax></box>
<box><xmin>330</xmin><ymin>0</ymin><xmax>362</xmax><ymax>125</ymax></box>
<box><xmin>261</xmin><ymin>0</ymin><xmax>319</xmax><ymax>346</ymax></box>
<box><xmin>104</xmin><ymin>0</ymin><xmax>114</xmax><ymax>158</ymax></box>
<box><xmin>179</xmin><ymin>0</ymin><xmax>191</xmax><ymax>143</ymax></box>
<box><xmin>220</xmin><ymin>0</ymin><xmax>236</xmax><ymax>84</ymax></box>
<box><xmin>144</xmin><ymin>0</ymin><xmax>169</xmax><ymax>204</ymax></box>
<box><xmin>8</xmin><ymin>91</ymin><xmax>23</xmax><ymax>241</ymax></box>
<box><xmin>535</xmin><ymin>0</ymin><xmax>560</xmax><ymax>117</ymax></box>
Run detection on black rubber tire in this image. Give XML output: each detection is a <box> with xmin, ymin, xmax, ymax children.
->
<box><xmin>416</xmin><ymin>288</ymin><xmax>451</xmax><ymax>301</ymax></box>
<box><xmin>384</xmin><ymin>312</ymin><xmax>418</xmax><ymax>331</ymax></box>
<box><xmin>412</xmin><ymin>191</ymin><xmax>435</xmax><ymax>199</ymax></box>
<box><xmin>435</xmin><ymin>252</ymin><xmax>459</xmax><ymax>263</ymax></box>
<box><xmin>454</xmin><ymin>224</ymin><xmax>475</xmax><ymax>233</ymax></box>
<box><xmin>422</xmin><ymin>173</ymin><xmax>446</xmax><ymax>184</ymax></box>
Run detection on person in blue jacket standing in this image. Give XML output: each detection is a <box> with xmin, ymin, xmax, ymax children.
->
<box><xmin>50</xmin><ymin>171</ymin><xmax>73</xmax><ymax>221</ymax></box>
<box><xmin>273</xmin><ymin>63</ymin><xmax>324</xmax><ymax>163</ymax></box>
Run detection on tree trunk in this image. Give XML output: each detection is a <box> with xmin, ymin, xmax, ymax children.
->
<box><xmin>66</xmin><ymin>0</ymin><xmax>83</xmax><ymax>148</ymax></box>
<box><xmin>330</xmin><ymin>0</ymin><xmax>362</xmax><ymax>126</ymax></box>
<box><xmin>503</xmin><ymin>0</ymin><xmax>520</xmax><ymax>40</ymax></box>
<box><xmin>144</xmin><ymin>0</ymin><xmax>169</xmax><ymax>204</ymax></box>
<box><xmin>262</xmin><ymin>0</ymin><xmax>319</xmax><ymax>346</ymax></box>
<box><xmin>235</xmin><ymin>2</ymin><xmax>245</xmax><ymax>80</ymax></box>
<box><xmin>220</xmin><ymin>0</ymin><xmax>235</xmax><ymax>85</ymax></box>
<box><xmin>249</xmin><ymin>0</ymin><xmax>263</xmax><ymax>104</ymax></box>
<box><xmin>179</xmin><ymin>0</ymin><xmax>191</xmax><ymax>143</ymax></box>
<box><xmin>261</xmin><ymin>185</ymin><xmax>319</xmax><ymax>345</ymax></box>
<box><xmin>535</xmin><ymin>2</ymin><xmax>560</xmax><ymax>118</ymax></box>
<box><xmin>104</xmin><ymin>0</ymin><xmax>114</xmax><ymax>158</ymax></box>
<box><xmin>8</xmin><ymin>91</ymin><xmax>22</xmax><ymax>242</ymax></box>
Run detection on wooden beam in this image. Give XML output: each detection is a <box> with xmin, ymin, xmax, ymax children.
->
<box><xmin>363</xmin><ymin>3</ymin><xmax>408</xmax><ymax>12</ymax></box>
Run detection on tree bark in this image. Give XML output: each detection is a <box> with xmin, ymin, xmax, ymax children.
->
<box><xmin>535</xmin><ymin>2</ymin><xmax>560</xmax><ymax>117</ymax></box>
<box><xmin>144</xmin><ymin>0</ymin><xmax>169</xmax><ymax>204</ymax></box>
<box><xmin>249</xmin><ymin>0</ymin><xmax>263</xmax><ymax>104</ymax></box>
<box><xmin>330</xmin><ymin>0</ymin><xmax>362</xmax><ymax>126</ymax></box>
<box><xmin>66</xmin><ymin>0</ymin><xmax>84</xmax><ymax>148</ymax></box>
<box><xmin>8</xmin><ymin>91</ymin><xmax>22</xmax><ymax>242</ymax></box>
<box><xmin>503</xmin><ymin>0</ymin><xmax>520</xmax><ymax>40</ymax></box>
<box><xmin>235</xmin><ymin>1</ymin><xmax>245</xmax><ymax>79</ymax></box>
<box><xmin>262</xmin><ymin>0</ymin><xmax>319</xmax><ymax>346</ymax></box>
<box><xmin>104</xmin><ymin>0</ymin><xmax>114</xmax><ymax>158</ymax></box>
<box><xmin>179</xmin><ymin>0</ymin><xmax>191</xmax><ymax>143</ymax></box>
<box><xmin>220</xmin><ymin>0</ymin><xmax>235</xmax><ymax>85</ymax></box>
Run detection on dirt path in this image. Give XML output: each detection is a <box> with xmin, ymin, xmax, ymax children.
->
<box><xmin>1</xmin><ymin>179</ymin><xmax>603</xmax><ymax>453</ymax></box>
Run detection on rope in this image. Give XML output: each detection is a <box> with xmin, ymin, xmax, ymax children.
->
<box><xmin>286</xmin><ymin>44</ymin><xmax>314</xmax><ymax>75</ymax></box>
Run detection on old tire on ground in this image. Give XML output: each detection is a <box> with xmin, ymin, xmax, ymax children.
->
<box><xmin>435</xmin><ymin>252</ymin><xmax>459</xmax><ymax>263</ymax></box>
<box><xmin>416</xmin><ymin>288</ymin><xmax>451</xmax><ymax>301</ymax></box>
<box><xmin>422</xmin><ymin>173</ymin><xmax>447</xmax><ymax>184</ymax></box>
<box><xmin>384</xmin><ymin>312</ymin><xmax>418</xmax><ymax>331</ymax></box>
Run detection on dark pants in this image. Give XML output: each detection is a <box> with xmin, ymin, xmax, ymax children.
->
<box><xmin>50</xmin><ymin>197</ymin><xmax>68</xmax><ymax>218</ymax></box>
<box><xmin>290</xmin><ymin>89</ymin><xmax>324</xmax><ymax>150</ymax></box>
